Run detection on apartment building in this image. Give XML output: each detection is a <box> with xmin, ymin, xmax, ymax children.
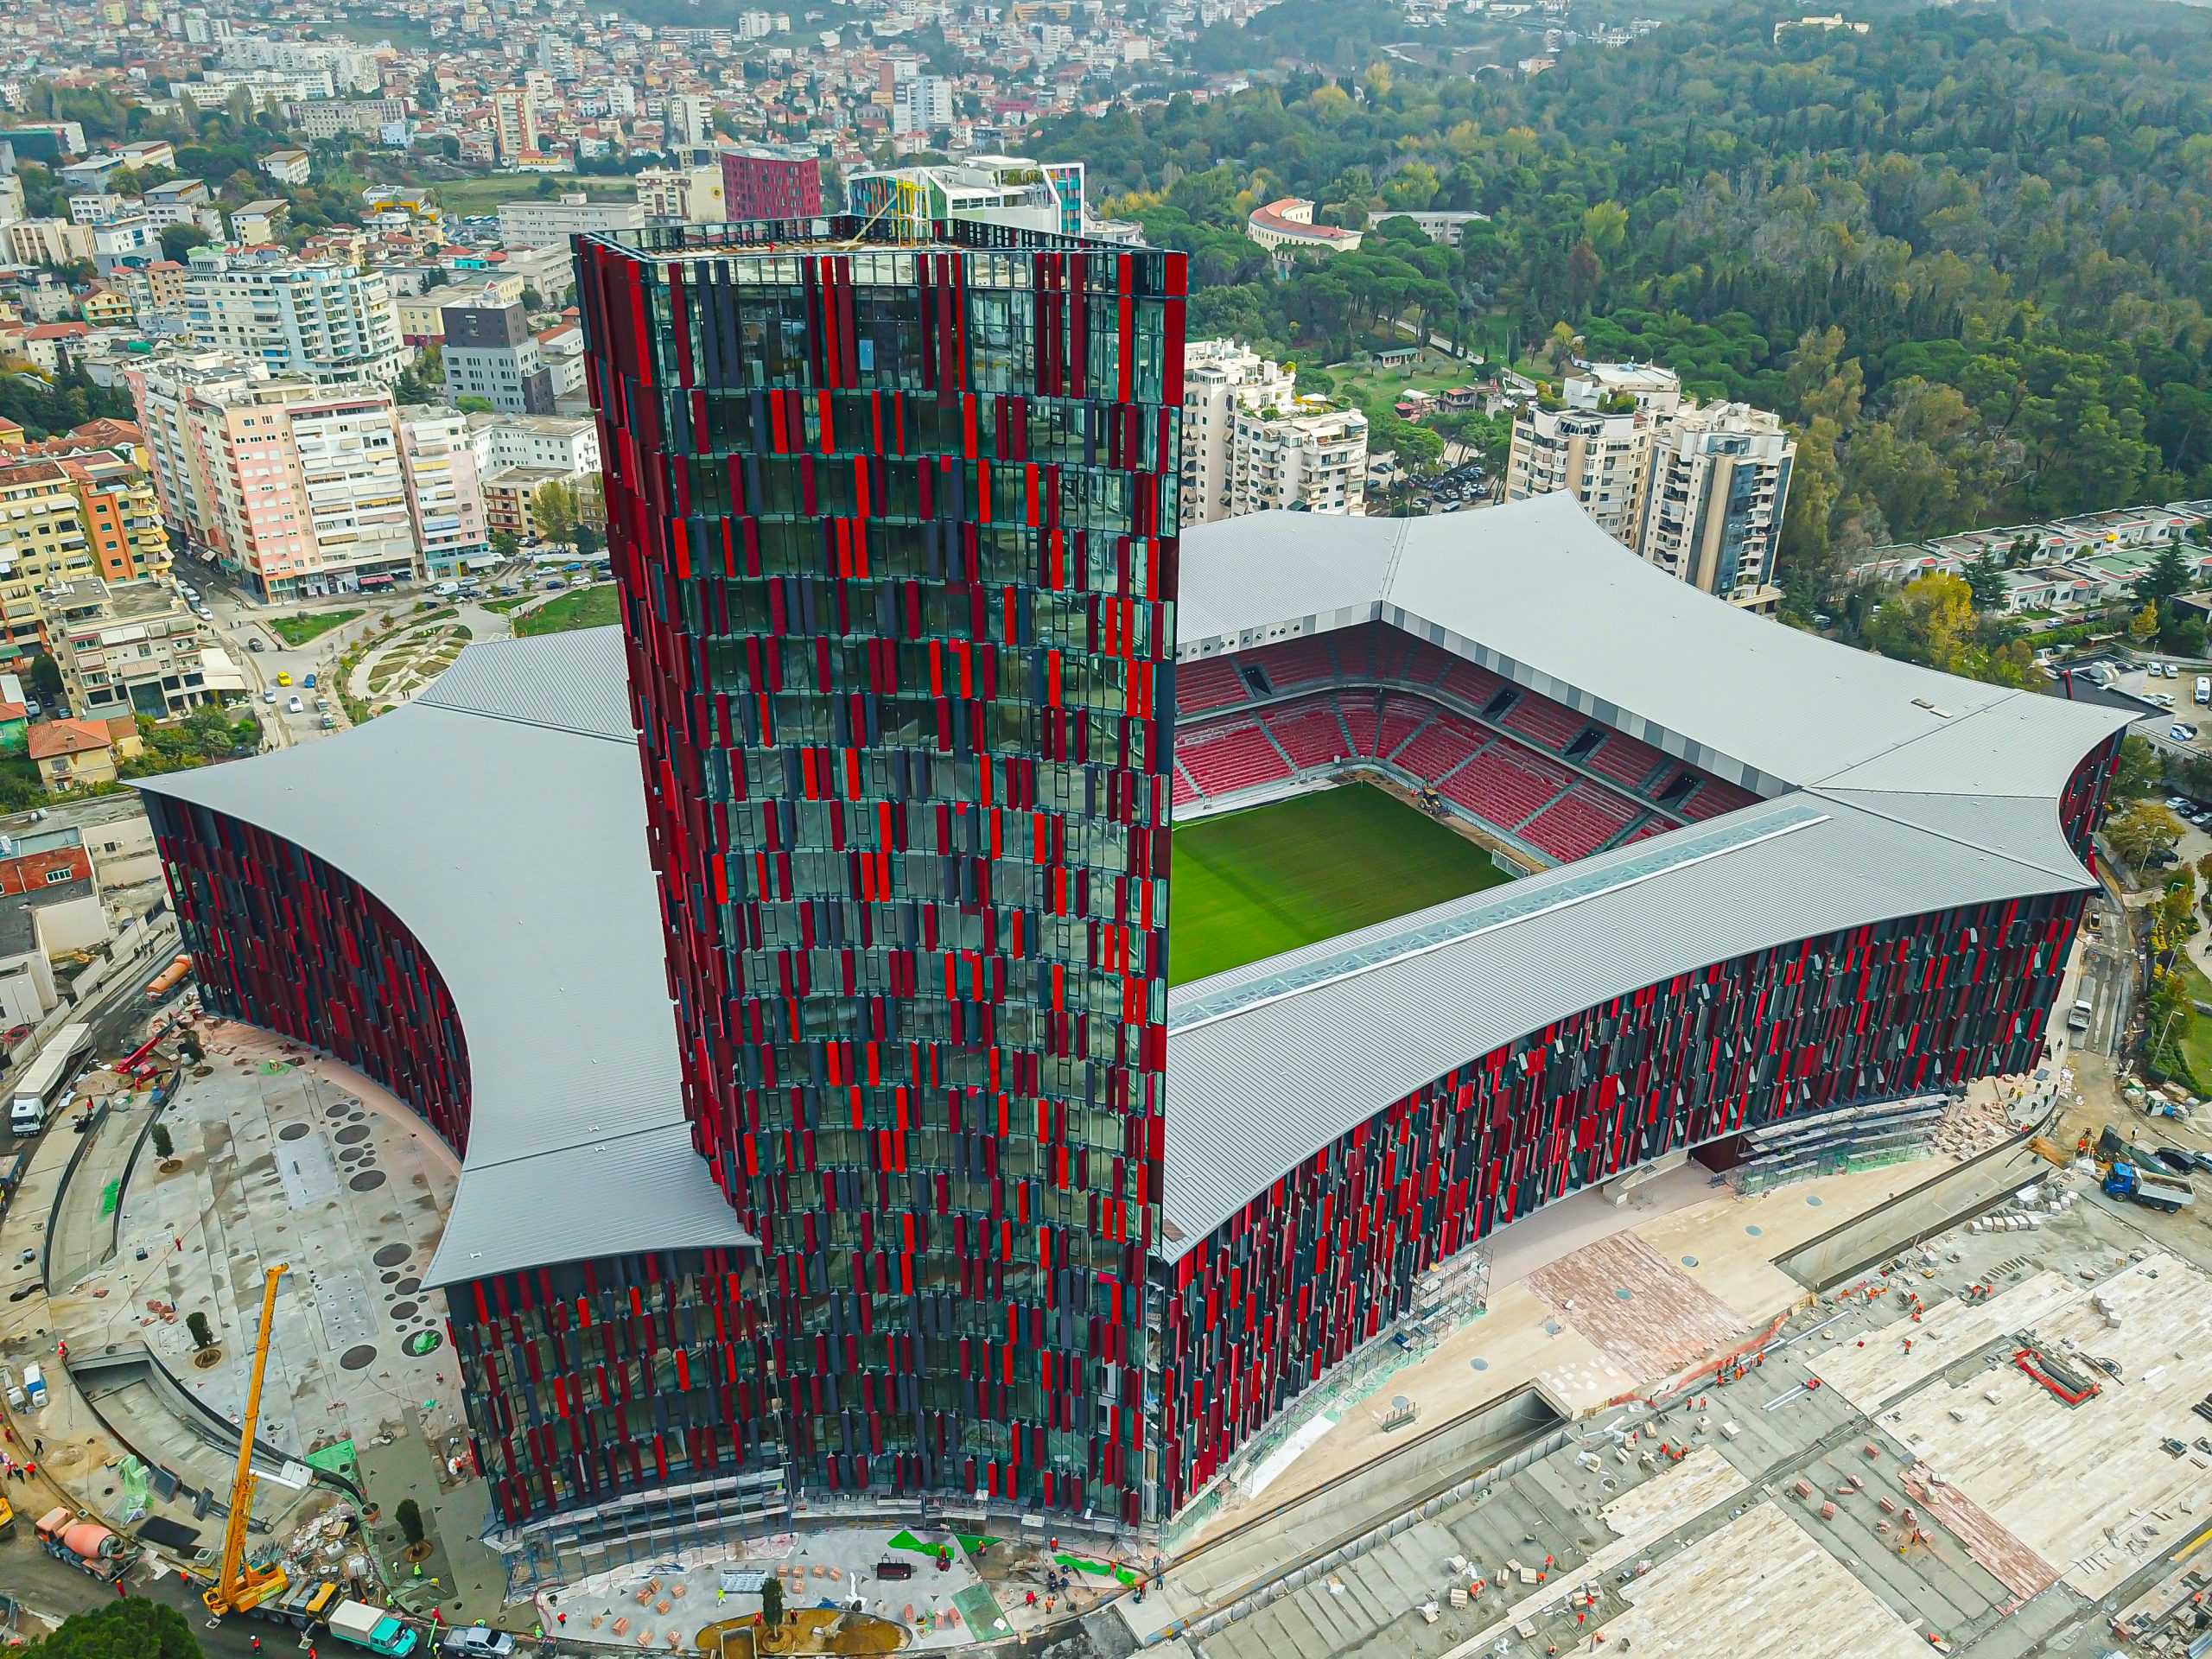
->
<box><xmin>7</xmin><ymin>219</ymin><xmax>96</xmax><ymax>267</ymax></box>
<box><xmin>1229</xmin><ymin>403</ymin><xmax>1370</xmax><ymax>517</ymax></box>
<box><xmin>1505</xmin><ymin>362</ymin><xmax>1795</xmax><ymax>608</ymax></box>
<box><xmin>397</xmin><ymin>407</ymin><xmax>490</xmax><ymax>577</ymax></box>
<box><xmin>637</xmin><ymin>164</ymin><xmax>728</xmax><ymax>225</ymax></box>
<box><xmin>442</xmin><ymin>295</ymin><xmax>555</xmax><ymax>415</ymax></box>
<box><xmin>491</xmin><ymin>90</ymin><xmax>539</xmax><ymax>163</ymax></box>
<box><xmin>1641</xmin><ymin>403</ymin><xmax>1796</xmax><ymax>609</ymax></box>
<box><xmin>480</xmin><ymin>465</ymin><xmax>575</xmax><ymax>543</ymax></box>
<box><xmin>496</xmin><ymin>195</ymin><xmax>645</xmax><ymax>251</ymax></box>
<box><xmin>50</xmin><ymin>577</ymin><xmax>214</xmax><ymax>717</ymax></box>
<box><xmin>0</xmin><ymin>461</ymin><xmax>98</xmax><ymax>654</ymax></box>
<box><xmin>843</xmin><ymin>156</ymin><xmax>1085</xmax><ymax>238</ymax></box>
<box><xmin>719</xmin><ymin>146</ymin><xmax>821</xmax><ymax>220</ymax></box>
<box><xmin>186</xmin><ymin>251</ymin><xmax>405</xmax><ymax>385</ymax></box>
<box><xmin>129</xmin><ymin>357</ymin><xmax>424</xmax><ymax>600</ymax></box>
<box><xmin>1180</xmin><ymin>340</ymin><xmax>1295</xmax><ymax>526</ymax></box>
<box><xmin>1504</xmin><ymin>402</ymin><xmax>1656</xmax><ymax>547</ymax></box>
<box><xmin>467</xmin><ymin>410</ymin><xmax>600</xmax><ymax>475</ymax></box>
<box><xmin>62</xmin><ymin>455</ymin><xmax>168</xmax><ymax>582</ymax></box>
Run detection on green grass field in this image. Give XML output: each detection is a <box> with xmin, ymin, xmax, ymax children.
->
<box><xmin>1169</xmin><ymin>784</ymin><xmax>1514</xmax><ymax>984</ymax></box>
<box><xmin>513</xmin><ymin>584</ymin><xmax>620</xmax><ymax>637</ymax></box>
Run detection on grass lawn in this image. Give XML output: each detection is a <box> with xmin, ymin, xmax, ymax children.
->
<box><xmin>513</xmin><ymin>584</ymin><xmax>620</xmax><ymax>637</ymax></box>
<box><xmin>2164</xmin><ymin>958</ymin><xmax>2212</xmax><ymax>1093</ymax></box>
<box><xmin>1169</xmin><ymin>784</ymin><xmax>1514</xmax><ymax>984</ymax></box>
<box><xmin>428</xmin><ymin>175</ymin><xmax>635</xmax><ymax>217</ymax></box>
<box><xmin>267</xmin><ymin>608</ymin><xmax>363</xmax><ymax>646</ymax></box>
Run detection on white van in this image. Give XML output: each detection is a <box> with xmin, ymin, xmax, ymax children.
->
<box><xmin>2196</xmin><ymin>675</ymin><xmax>2209</xmax><ymax>705</ymax></box>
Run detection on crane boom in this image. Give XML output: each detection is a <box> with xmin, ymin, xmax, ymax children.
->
<box><xmin>204</xmin><ymin>1263</ymin><xmax>289</xmax><ymax>1619</ymax></box>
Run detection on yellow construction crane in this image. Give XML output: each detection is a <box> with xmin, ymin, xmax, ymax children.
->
<box><xmin>204</xmin><ymin>1263</ymin><xmax>289</xmax><ymax>1620</ymax></box>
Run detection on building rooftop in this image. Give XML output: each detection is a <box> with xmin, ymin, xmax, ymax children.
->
<box><xmin>134</xmin><ymin>497</ymin><xmax>2131</xmax><ymax>1277</ymax></box>
<box><xmin>0</xmin><ymin>875</ymin><xmax>96</xmax><ymax>960</ymax></box>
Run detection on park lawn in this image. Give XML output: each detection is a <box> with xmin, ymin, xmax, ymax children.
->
<box><xmin>2170</xmin><ymin>958</ymin><xmax>2212</xmax><ymax>1095</ymax></box>
<box><xmin>267</xmin><ymin>608</ymin><xmax>363</xmax><ymax>646</ymax></box>
<box><xmin>513</xmin><ymin>583</ymin><xmax>620</xmax><ymax>637</ymax></box>
<box><xmin>1169</xmin><ymin>783</ymin><xmax>1514</xmax><ymax>985</ymax></box>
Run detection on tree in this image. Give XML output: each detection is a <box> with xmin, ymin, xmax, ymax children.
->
<box><xmin>759</xmin><ymin>1572</ymin><xmax>784</xmax><ymax>1630</ymax></box>
<box><xmin>454</xmin><ymin>396</ymin><xmax>495</xmax><ymax>414</ymax></box>
<box><xmin>396</xmin><ymin>1497</ymin><xmax>426</xmax><ymax>1548</ymax></box>
<box><xmin>491</xmin><ymin>530</ymin><xmax>521</xmax><ymax>560</ymax></box>
<box><xmin>186</xmin><ymin>1310</ymin><xmax>213</xmax><ymax>1350</ymax></box>
<box><xmin>2105</xmin><ymin>799</ymin><xmax>2185</xmax><ymax>872</ymax></box>
<box><xmin>1964</xmin><ymin>550</ymin><xmax>2008</xmax><ymax>612</ymax></box>
<box><xmin>532</xmin><ymin>479</ymin><xmax>579</xmax><ymax>543</ymax></box>
<box><xmin>1863</xmin><ymin>571</ymin><xmax>2041</xmax><ymax>689</ymax></box>
<box><xmin>159</xmin><ymin>223</ymin><xmax>211</xmax><ymax>264</ymax></box>
<box><xmin>26</xmin><ymin>653</ymin><xmax>62</xmax><ymax>703</ymax></box>
<box><xmin>34</xmin><ymin>1597</ymin><xmax>202</xmax><ymax>1659</ymax></box>
<box><xmin>2114</xmin><ymin>734</ymin><xmax>2164</xmax><ymax>800</ymax></box>
<box><xmin>2133</xmin><ymin>543</ymin><xmax>2196</xmax><ymax>620</ymax></box>
<box><xmin>150</xmin><ymin>1121</ymin><xmax>174</xmax><ymax>1160</ymax></box>
<box><xmin>415</xmin><ymin>67</ymin><xmax>442</xmax><ymax>112</ymax></box>
<box><xmin>575</xmin><ymin>522</ymin><xmax>604</xmax><ymax>558</ymax></box>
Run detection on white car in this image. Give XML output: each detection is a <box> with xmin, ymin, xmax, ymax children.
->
<box><xmin>287</xmin><ymin>695</ymin><xmax>303</xmax><ymax>714</ymax></box>
<box><xmin>262</xmin><ymin>688</ymin><xmax>277</xmax><ymax>705</ymax></box>
<box><xmin>2171</xmin><ymin>724</ymin><xmax>2198</xmax><ymax>742</ymax></box>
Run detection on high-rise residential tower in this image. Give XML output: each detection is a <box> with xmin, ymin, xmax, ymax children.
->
<box><xmin>575</xmin><ymin>218</ymin><xmax>1186</xmax><ymax>1522</ymax></box>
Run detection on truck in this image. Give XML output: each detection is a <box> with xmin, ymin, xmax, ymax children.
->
<box><xmin>253</xmin><ymin>1579</ymin><xmax>341</xmax><ymax>1629</ymax></box>
<box><xmin>34</xmin><ymin>1508</ymin><xmax>138</xmax><ymax>1583</ymax></box>
<box><xmin>9</xmin><ymin>1022</ymin><xmax>92</xmax><ymax>1137</ymax></box>
<box><xmin>326</xmin><ymin>1599</ymin><xmax>420</xmax><ymax>1657</ymax></box>
<box><xmin>2103</xmin><ymin>1161</ymin><xmax>2195</xmax><ymax>1213</ymax></box>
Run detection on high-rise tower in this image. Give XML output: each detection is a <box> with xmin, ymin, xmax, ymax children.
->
<box><xmin>576</xmin><ymin>219</ymin><xmax>1186</xmax><ymax>1525</ymax></box>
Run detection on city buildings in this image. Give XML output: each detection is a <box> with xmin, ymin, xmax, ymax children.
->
<box><xmin>718</xmin><ymin>145</ymin><xmax>821</xmax><ymax>220</ymax></box>
<box><xmin>1505</xmin><ymin>397</ymin><xmax>1656</xmax><ymax>549</ymax></box>
<box><xmin>466</xmin><ymin>410</ymin><xmax>599</xmax><ymax>475</ymax></box>
<box><xmin>441</xmin><ymin>292</ymin><xmax>555</xmax><ymax>414</ymax></box>
<box><xmin>184</xmin><ymin>251</ymin><xmax>405</xmax><ymax>386</ymax></box>
<box><xmin>0</xmin><ymin>458</ymin><xmax>99</xmax><ymax>653</ymax></box>
<box><xmin>49</xmin><ymin>576</ymin><xmax>218</xmax><ymax>716</ymax></box>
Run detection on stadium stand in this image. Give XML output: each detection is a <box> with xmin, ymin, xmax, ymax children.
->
<box><xmin>1373</xmin><ymin>695</ymin><xmax>1433</xmax><ymax>761</ymax></box>
<box><xmin>1264</xmin><ymin>696</ymin><xmax>1355</xmax><ymax>770</ymax></box>
<box><xmin>1175</xmin><ymin>656</ymin><xmax>1249</xmax><ymax>715</ymax></box>
<box><xmin>1585</xmin><ymin>730</ymin><xmax>1672</xmax><ymax>791</ymax></box>
<box><xmin>1338</xmin><ymin>694</ymin><xmax>1380</xmax><ymax>759</ymax></box>
<box><xmin>1240</xmin><ymin>634</ymin><xmax>1336</xmax><ymax>690</ymax></box>
<box><xmin>1500</xmin><ymin>690</ymin><xmax>1593</xmax><ymax>753</ymax></box>
<box><xmin>1173</xmin><ymin>763</ymin><xmax>1205</xmax><ymax>814</ymax></box>
<box><xmin>1179</xmin><ymin>721</ymin><xmax>1293</xmax><ymax>795</ymax></box>
<box><xmin>1439</xmin><ymin>658</ymin><xmax>1511</xmax><ymax>710</ymax></box>
<box><xmin>1681</xmin><ymin>777</ymin><xmax>1761</xmax><ymax>821</ymax></box>
<box><xmin>1441</xmin><ymin>738</ymin><xmax>1574</xmax><ymax>827</ymax></box>
<box><xmin>1521</xmin><ymin>785</ymin><xmax>1644</xmax><ymax>862</ymax></box>
<box><xmin>1395</xmin><ymin>712</ymin><xmax>1491</xmax><ymax>782</ymax></box>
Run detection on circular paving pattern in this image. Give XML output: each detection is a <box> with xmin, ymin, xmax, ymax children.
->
<box><xmin>327</xmin><ymin>1104</ymin><xmax>350</xmax><ymax>1119</ymax></box>
<box><xmin>334</xmin><ymin>1124</ymin><xmax>371</xmax><ymax>1145</ymax></box>
<box><xmin>278</xmin><ymin>1122</ymin><xmax>311</xmax><ymax>1141</ymax></box>
<box><xmin>391</xmin><ymin>1300</ymin><xmax>419</xmax><ymax>1320</ymax></box>
<box><xmin>397</xmin><ymin>1276</ymin><xmax>420</xmax><ymax>1294</ymax></box>
<box><xmin>404</xmin><ymin>1330</ymin><xmax>443</xmax><ymax>1357</ymax></box>
<box><xmin>340</xmin><ymin>1344</ymin><xmax>378</xmax><ymax>1370</ymax></box>
<box><xmin>373</xmin><ymin>1244</ymin><xmax>411</xmax><ymax>1268</ymax></box>
<box><xmin>349</xmin><ymin>1170</ymin><xmax>387</xmax><ymax>1192</ymax></box>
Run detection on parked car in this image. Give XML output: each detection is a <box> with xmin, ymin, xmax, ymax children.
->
<box><xmin>2171</xmin><ymin>723</ymin><xmax>2198</xmax><ymax>742</ymax></box>
<box><xmin>276</xmin><ymin>671</ymin><xmax>293</xmax><ymax>686</ymax></box>
<box><xmin>246</xmin><ymin>637</ymin><xmax>264</xmax><ymax>652</ymax></box>
<box><xmin>286</xmin><ymin>696</ymin><xmax>303</xmax><ymax>715</ymax></box>
<box><xmin>438</xmin><ymin>1630</ymin><xmax>515</xmax><ymax>1659</ymax></box>
<box><xmin>2157</xmin><ymin>1147</ymin><xmax>2201</xmax><ymax>1175</ymax></box>
<box><xmin>262</xmin><ymin>689</ymin><xmax>276</xmax><ymax>705</ymax></box>
<box><xmin>304</xmin><ymin>673</ymin><xmax>316</xmax><ymax>687</ymax></box>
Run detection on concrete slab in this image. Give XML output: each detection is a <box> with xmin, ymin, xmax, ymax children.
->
<box><xmin>1528</xmin><ymin>1230</ymin><xmax>1750</xmax><ymax>1381</ymax></box>
<box><xmin>1601</xmin><ymin>1501</ymin><xmax>1932</xmax><ymax>1659</ymax></box>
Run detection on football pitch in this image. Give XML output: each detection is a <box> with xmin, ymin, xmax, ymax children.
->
<box><xmin>1168</xmin><ymin>784</ymin><xmax>1516</xmax><ymax>985</ymax></box>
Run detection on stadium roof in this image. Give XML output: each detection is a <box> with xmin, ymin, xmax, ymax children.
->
<box><xmin>1157</xmin><ymin>497</ymin><xmax>2132</xmax><ymax>1251</ymax></box>
<box><xmin>136</xmin><ymin>630</ymin><xmax>754</xmax><ymax>1288</ymax></box>
<box><xmin>134</xmin><ymin>497</ymin><xmax>2133</xmax><ymax>1280</ymax></box>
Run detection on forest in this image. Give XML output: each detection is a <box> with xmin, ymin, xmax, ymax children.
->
<box><xmin>1029</xmin><ymin>0</ymin><xmax>2212</xmax><ymax>619</ymax></box>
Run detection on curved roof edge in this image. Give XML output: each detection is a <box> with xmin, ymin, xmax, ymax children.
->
<box><xmin>136</xmin><ymin>629</ymin><xmax>753</xmax><ymax>1288</ymax></box>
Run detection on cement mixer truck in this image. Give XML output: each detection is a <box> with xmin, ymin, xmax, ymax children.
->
<box><xmin>35</xmin><ymin>1508</ymin><xmax>138</xmax><ymax>1583</ymax></box>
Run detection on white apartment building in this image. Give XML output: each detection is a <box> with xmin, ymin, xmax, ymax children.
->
<box><xmin>1504</xmin><ymin>404</ymin><xmax>1656</xmax><ymax>547</ymax></box>
<box><xmin>1562</xmin><ymin>359</ymin><xmax>1684</xmax><ymax>416</ymax></box>
<box><xmin>1641</xmin><ymin>403</ymin><xmax>1796</xmax><ymax>607</ymax></box>
<box><xmin>185</xmin><ymin>251</ymin><xmax>404</xmax><ymax>385</ymax></box>
<box><xmin>1229</xmin><ymin>404</ymin><xmax>1370</xmax><ymax>518</ymax></box>
<box><xmin>124</xmin><ymin>351</ymin><xmax>267</xmax><ymax>550</ymax></box>
<box><xmin>1180</xmin><ymin>339</ymin><xmax>1294</xmax><ymax>526</ymax></box>
<box><xmin>497</xmin><ymin>194</ymin><xmax>645</xmax><ymax>250</ymax></box>
<box><xmin>891</xmin><ymin>75</ymin><xmax>954</xmax><ymax>135</ymax></box>
<box><xmin>397</xmin><ymin>408</ymin><xmax>491</xmax><ymax>578</ymax></box>
<box><xmin>220</xmin><ymin>34</ymin><xmax>381</xmax><ymax>94</ymax></box>
<box><xmin>638</xmin><ymin>164</ymin><xmax>728</xmax><ymax>224</ymax></box>
<box><xmin>666</xmin><ymin>93</ymin><xmax>715</xmax><ymax>149</ymax></box>
<box><xmin>467</xmin><ymin>410</ymin><xmax>601</xmax><ymax>476</ymax></box>
<box><xmin>270</xmin><ymin>390</ymin><xmax>419</xmax><ymax>598</ymax></box>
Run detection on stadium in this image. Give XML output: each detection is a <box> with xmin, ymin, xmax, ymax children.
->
<box><xmin>138</xmin><ymin>494</ymin><xmax>2129</xmax><ymax>1561</ymax></box>
<box><xmin>134</xmin><ymin>223</ymin><xmax>2132</xmax><ymax>1572</ymax></box>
